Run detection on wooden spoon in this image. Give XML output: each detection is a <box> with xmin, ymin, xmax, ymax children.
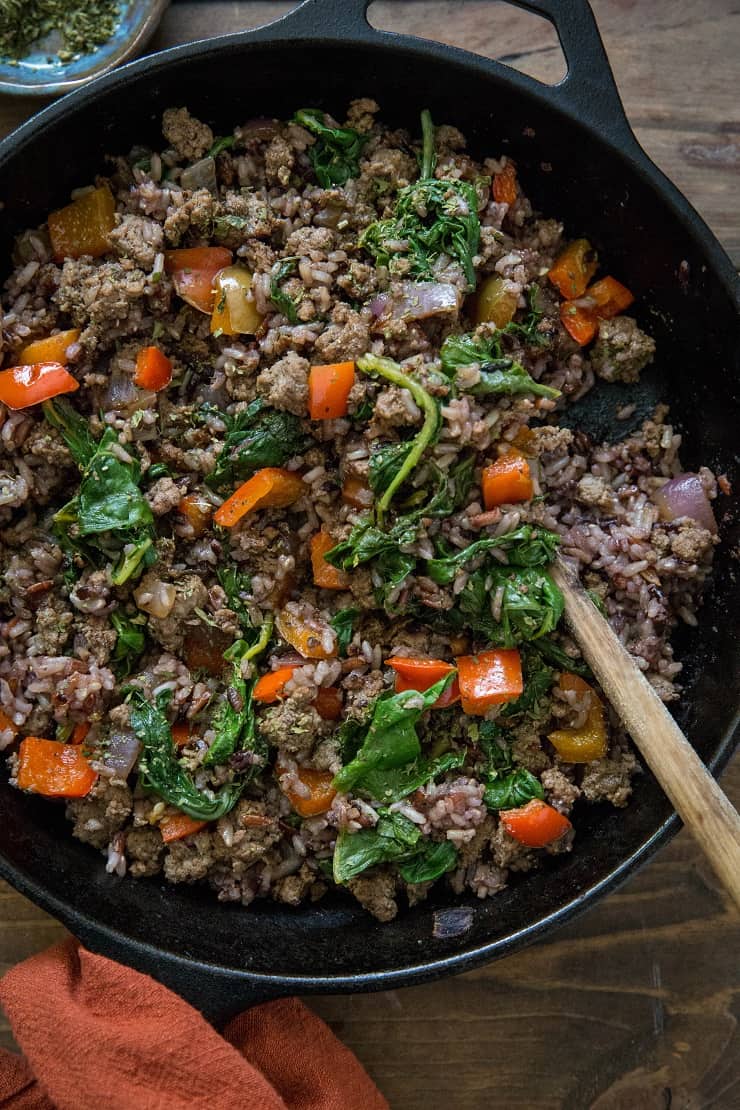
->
<box><xmin>551</xmin><ymin>556</ymin><xmax>740</xmax><ymax>911</ymax></box>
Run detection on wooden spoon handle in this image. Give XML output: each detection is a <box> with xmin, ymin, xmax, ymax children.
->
<box><xmin>552</xmin><ymin>558</ymin><xmax>740</xmax><ymax>911</ymax></box>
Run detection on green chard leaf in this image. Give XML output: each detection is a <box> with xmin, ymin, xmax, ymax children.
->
<box><xmin>207</xmin><ymin>135</ymin><xmax>235</xmax><ymax>158</ymax></box>
<box><xmin>216</xmin><ymin>563</ymin><xmax>253</xmax><ymax>631</ymax></box>
<box><xmin>360</xmin><ymin>111</ymin><xmax>481</xmax><ymax>289</ymax></box>
<box><xmin>355</xmin><ymin>354</ymin><xmax>441</xmax><ymax>524</ymax></box>
<box><xmin>293</xmin><ymin>108</ymin><xmax>367</xmax><ymax>187</ymax></box>
<box><xmin>207</xmin><ymin>398</ymin><xmax>310</xmax><ymax>489</ymax></box>
<box><xmin>499</xmin><ymin>645</ymin><xmax>554</xmax><ymax>721</ymax></box>
<box><xmin>42</xmin><ymin>398</ymin><xmax>97</xmax><ymax>467</ymax></box>
<box><xmin>130</xmin><ymin>690</ymin><xmax>244</xmax><ymax>821</ymax></box>
<box><xmin>534</xmin><ymin>636</ymin><xmax>591</xmax><ymax>679</ymax></box>
<box><xmin>332</xmin><ymin>674</ymin><xmax>455</xmax><ymax>795</ymax></box>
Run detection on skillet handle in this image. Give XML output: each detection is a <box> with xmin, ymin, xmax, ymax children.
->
<box><xmin>272</xmin><ymin>0</ymin><xmax>636</xmax><ymax>147</ymax></box>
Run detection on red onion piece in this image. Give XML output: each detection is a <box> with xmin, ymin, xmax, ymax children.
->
<box><xmin>653</xmin><ymin>473</ymin><xmax>717</xmax><ymax>533</ymax></box>
<box><xmin>180</xmin><ymin>156</ymin><xmax>217</xmax><ymax>195</ymax></box>
<box><xmin>239</xmin><ymin>117</ymin><xmax>280</xmax><ymax>143</ymax></box>
<box><xmin>103</xmin><ymin>729</ymin><xmax>141</xmax><ymax>778</ymax></box>
<box><xmin>371</xmin><ymin>281</ymin><xmax>462</xmax><ymax>324</ymax></box>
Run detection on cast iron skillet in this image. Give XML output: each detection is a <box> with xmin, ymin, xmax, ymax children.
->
<box><xmin>0</xmin><ymin>0</ymin><xmax>737</xmax><ymax>1022</ymax></box>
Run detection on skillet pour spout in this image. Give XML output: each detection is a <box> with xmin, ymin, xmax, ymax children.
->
<box><xmin>0</xmin><ymin>0</ymin><xmax>736</xmax><ymax>1022</ymax></box>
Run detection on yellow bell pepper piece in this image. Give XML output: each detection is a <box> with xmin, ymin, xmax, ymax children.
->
<box><xmin>210</xmin><ymin>265</ymin><xmax>263</xmax><ymax>336</ymax></box>
<box><xmin>19</xmin><ymin>329</ymin><xmax>81</xmax><ymax>366</ymax></box>
<box><xmin>472</xmin><ymin>275</ymin><xmax>518</xmax><ymax>328</ymax></box>
<box><xmin>48</xmin><ymin>185</ymin><xmax>116</xmax><ymax>261</ymax></box>
<box><xmin>548</xmin><ymin>673</ymin><xmax>607</xmax><ymax>763</ymax></box>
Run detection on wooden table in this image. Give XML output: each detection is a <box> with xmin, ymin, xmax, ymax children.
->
<box><xmin>1</xmin><ymin>4</ymin><xmax>738</xmax><ymax>1106</ymax></box>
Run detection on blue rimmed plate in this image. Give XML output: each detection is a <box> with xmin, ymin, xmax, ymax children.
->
<box><xmin>0</xmin><ymin>0</ymin><xmax>169</xmax><ymax>97</ymax></box>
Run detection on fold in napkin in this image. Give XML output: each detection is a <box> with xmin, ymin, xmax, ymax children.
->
<box><xmin>0</xmin><ymin>939</ymin><xmax>387</xmax><ymax>1110</ymax></box>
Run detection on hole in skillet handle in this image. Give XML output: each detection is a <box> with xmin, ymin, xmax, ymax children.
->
<box><xmin>367</xmin><ymin>0</ymin><xmax>567</xmax><ymax>84</ymax></box>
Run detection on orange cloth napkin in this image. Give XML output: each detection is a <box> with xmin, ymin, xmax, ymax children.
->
<box><xmin>0</xmin><ymin>939</ymin><xmax>388</xmax><ymax>1110</ymax></box>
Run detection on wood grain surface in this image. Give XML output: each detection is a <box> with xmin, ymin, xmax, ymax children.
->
<box><xmin>1</xmin><ymin>4</ymin><xmax>738</xmax><ymax>1107</ymax></box>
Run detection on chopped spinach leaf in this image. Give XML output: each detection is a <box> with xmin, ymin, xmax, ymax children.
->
<box><xmin>207</xmin><ymin>398</ymin><xmax>310</xmax><ymax>489</ymax></box>
<box><xmin>368</xmin><ymin>441</ymin><xmax>414</xmax><ymax>497</ymax></box>
<box><xmin>330</xmin><ymin>606</ymin><xmax>359</xmax><ymax>656</ymax></box>
<box><xmin>269</xmin><ymin>256</ymin><xmax>302</xmax><ymax>323</ymax></box>
<box><xmin>534</xmin><ymin>636</ymin><xmax>591</xmax><ymax>679</ymax></box>
<box><xmin>216</xmin><ymin>563</ymin><xmax>253</xmax><ymax>631</ymax></box>
<box><xmin>44</xmin><ymin>399</ymin><xmax>156</xmax><ymax>585</ymax></box>
<box><xmin>110</xmin><ymin>610</ymin><xmax>146</xmax><ymax>679</ymax></box>
<box><xmin>207</xmin><ymin>135</ymin><xmax>235</xmax><ymax>158</ymax></box>
<box><xmin>358</xmin><ymin>749</ymin><xmax>465</xmax><ymax>805</ymax></box>
<box><xmin>483</xmin><ymin>768</ymin><xmax>544</xmax><ymax>811</ymax></box>
<box><xmin>440</xmin><ymin>332</ymin><xmax>559</xmax><ymax>399</ymax></box>
<box><xmin>452</xmin><ymin>564</ymin><xmax>564</xmax><ymax>647</ymax></box>
<box><xmin>204</xmin><ymin>638</ymin><xmax>267</xmax><ymax>769</ymax></box>
<box><xmin>144</xmin><ymin>462</ymin><xmax>172</xmax><ymax>482</ymax></box>
<box><xmin>293</xmin><ymin>108</ymin><xmax>367</xmax><ymax>187</ymax></box>
<box><xmin>333</xmin><ymin>811</ymin><xmax>458</xmax><ymax>884</ymax></box>
<box><xmin>332</xmin><ymin>674</ymin><xmax>454</xmax><ymax>794</ymax></box>
<box><xmin>499</xmin><ymin>645</ymin><xmax>554</xmax><ymax>721</ymax></box>
<box><xmin>398</xmin><ymin>840</ymin><xmax>458</xmax><ymax>884</ymax></box>
<box><xmin>360</xmin><ymin>110</ymin><xmax>481</xmax><ymax>289</ymax></box>
<box><xmin>426</xmin><ymin>524</ymin><xmax>560</xmax><ymax>586</ymax></box>
<box><xmin>130</xmin><ymin>690</ymin><xmax>244</xmax><ymax>820</ymax></box>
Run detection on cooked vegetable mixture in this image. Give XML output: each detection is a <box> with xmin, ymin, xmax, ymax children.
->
<box><xmin>0</xmin><ymin>103</ymin><xmax>720</xmax><ymax>919</ymax></box>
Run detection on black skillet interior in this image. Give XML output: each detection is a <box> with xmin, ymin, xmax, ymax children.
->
<box><xmin>0</xmin><ymin>0</ymin><xmax>737</xmax><ymax>1020</ymax></box>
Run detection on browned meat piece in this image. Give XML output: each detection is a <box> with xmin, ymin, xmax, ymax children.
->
<box><xmin>66</xmin><ymin>780</ymin><xmax>133</xmax><ymax>850</ymax></box>
<box><xmin>126</xmin><ymin>826</ymin><xmax>165</xmax><ymax>878</ymax></box>
<box><xmin>540</xmin><ymin>767</ymin><xmax>581</xmax><ymax>814</ymax></box>
<box><xmin>580</xmin><ymin>749</ymin><xmax>639</xmax><ymax>807</ymax></box>
<box><xmin>590</xmin><ymin>316</ymin><xmax>655</xmax><ymax>383</ymax></box>
<box><xmin>162</xmin><ymin>107</ymin><xmax>214</xmax><ymax>162</ymax></box>
<box><xmin>256</xmin><ymin>351</ymin><xmax>310</xmax><ymax>416</ymax></box>
<box><xmin>109</xmin><ymin>214</ymin><xmax>164</xmax><ymax>270</ymax></box>
<box><xmin>258</xmin><ymin>690</ymin><xmax>325</xmax><ymax>759</ymax></box>
<box><xmin>348</xmin><ymin>869</ymin><xmax>398</xmax><ymax>921</ymax></box>
<box><xmin>163</xmin><ymin>828</ymin><xmax>215</xmax><ymax>883</ymax></box>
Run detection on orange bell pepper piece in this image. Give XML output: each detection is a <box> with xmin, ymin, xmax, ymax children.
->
<box><xmin>559</xmin><ymin>301</ymin><xmax>598</xmax><ymax>346</ymax></box>
<box><xmin>164</xmin><ymin>247</ymin><xmax>233</xmax><ymax>314</ymax></box>
<box><xmin>48</xmin><ymin>185</ymin><xmax>116</xmax><ymax>261</ymax></box>
<box><xmin>456</xmin><ymin>649</ymin><xmax>523</xmax><ymax>715</ymax></box>
<box><xmin>584</xmin><ymin>275</ymin><xmax>634</xmax><ymax>319</ymax></box>
<box><xmin>481</xmin><ymin>450</ymin><xmax>533</xmax><ymax>508</ymax></box>
<box><xmin>171</xmin><ymin>722</ymin><xmax>191</xmax><ymax>748</ymax></box>
<box><xmin>213</xmin><ymin>467</ymin><xmax>305</xmax><ymax>528</ymax></box>
<box><xmin>17</xmin><ymin>737</ymin><xmax>97</xmax><ymax>798</ymax></box>
<box><xmin>308</xmin><ymin>361</ymin><xmax>355</xmax><ymax>419</ymax></box>
<box><xmin>548</xmin><ymin>673</ymin><xmax>607</xmax><ymax>762</ymax></box>
<box><xmin>253</xmin><ymin>665</ymin><xmax>299</xmax><ymax>704</ymax></box>
<box><xmin>0</xmin><ymin>362</ymin><xmax>79</xmax><ymax>410</ymax></box>
<box><xmin>177</xmin><ymin>493</ymin><xmax>213</xmax><ymax>537</ymax></box>
<box><xmin>134</xmin><ymin>346</ymin><xmax>172</xmax><ymax>391</ymax></box>
<box><xmin>18</xmin><ymin>328</ymin><xmax>80</xmax><ymax>366</ymax></box>
<box><xmin>0</xmin><ymin>708</ymin><xmax>18</xmax><ymax>739</ymax></box>
<box><xmin>385</xmin><ymin>657</ymin><xmax>460</xmax><ymax>708</ymax></box>
<box><xmin>278</xmin><ymin>764</ymin><xmax>337</xmax><ymax>817</ymax></box>
<box><xmin>548</xmin><ymin>238</ymin><xmax>598</xmax><ymax>300</ymax></box>
<box><xmin>499</xmin><ymin>798</ymin><xmax>572</xmax><ymax>847</ymax></box>
<box><xmin>341</xmin><ymin>476</ymin><xmax>373</xmax><ymax>509</ymax></box>
<box><xmin>160</xmin><ymin>812</ymin><xmax>209</xmax><ymax>843</ymax></box>
<box><xmin>492</xmin><ymin>161</ymin><xmax>517</xmax><ymax>206</ymax></box>
<box><xmin>275</xmin><ymin>607</ymin><xmax>337</xmax><ymax>660</ymax></box>
<box><xmin>311</xmin><ymin>530</ymin><xmax>350</xmax><ymax>589</ymax></box>
<box><xmin>313</xmin><ymin>686</ymin><xmax>343</xmax><ymax>721</ymax></box>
